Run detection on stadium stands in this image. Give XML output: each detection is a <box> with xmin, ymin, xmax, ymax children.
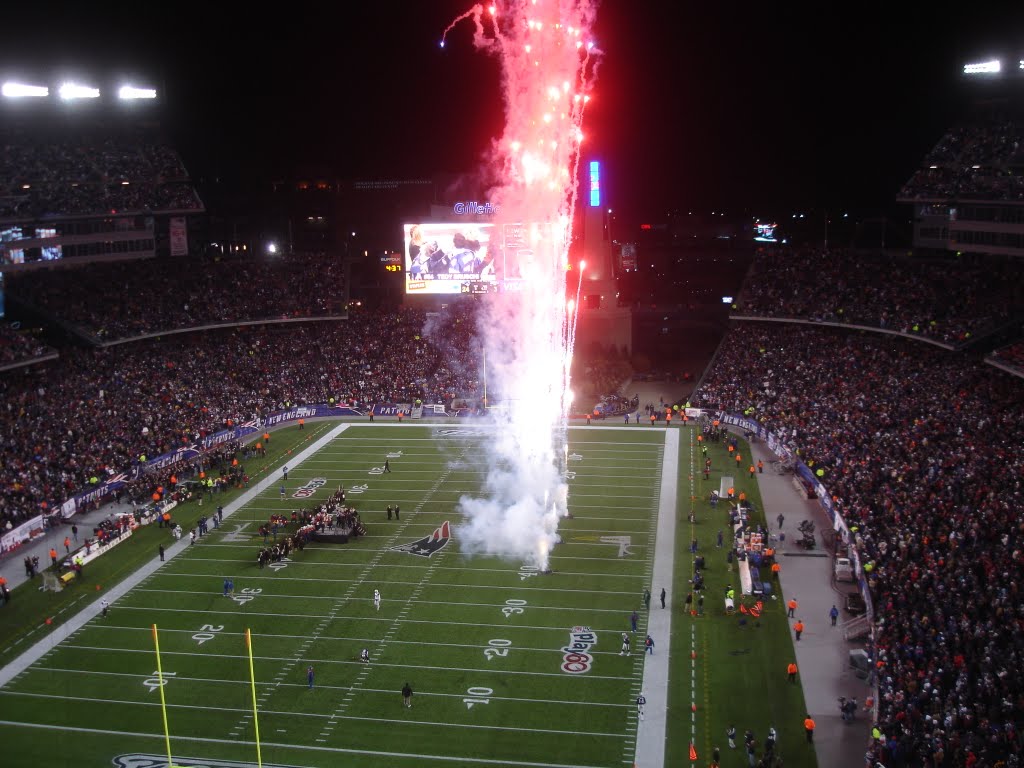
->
<box><xmin>8</xmin><ymin>252</ymin><xmax>348</xmax><ymax>341</ymax></box>
<box><xmin>693</xmin><ymin>322</ymin><xmax>1024</xmax><ymax>767</ymax></box>
<box><xmin>0</xmin><ymin>323</ymin><xmax>54</xmax><ymax>368</ymax></box>
<box><xmin>735</xmin><ymin>247</ymin><xmax>1024</xmax><ymax>345</ymax></box>
<box><xmin>899</xmin><ymin>117</ymin><xmax>1024</xmax><ymax>201</ymax></box>
<box><xmin>0</xmin><ymin>128</ymin><xmax>201</xmax><ymax>219</ymax></box>
<box><xmin>0</xmin><ymin>308</ymin><xmax>485</xmax><ymax>533</ymax></box>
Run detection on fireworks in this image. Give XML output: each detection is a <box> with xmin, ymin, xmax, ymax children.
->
<box><xmin>448</xmin><ymin>1</ymin><xmax>600</xmax><ymax>570</ymax></box>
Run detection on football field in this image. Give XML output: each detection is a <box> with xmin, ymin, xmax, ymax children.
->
<box><xmin>0</xmin><ymin>424</ymin><xmax>671</xmax><ymax>768</ymax></box>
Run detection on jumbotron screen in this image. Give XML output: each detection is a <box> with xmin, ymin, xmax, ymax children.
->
<box><xmin>404</xmin><ymin>222</ymin><xmax>496</xmax><ymax>294</ymax></box>
<box><xmin>403</xmin><ymin>221</ymin><xmax>546</xmax><ymax>295</ymax></box>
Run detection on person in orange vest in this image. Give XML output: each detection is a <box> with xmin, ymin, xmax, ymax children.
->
<box><xmin>63</xmin><ymin>536</ymin><xmax>71</xmax><ymax>554</ymax></box>
<box><xmin>735</xmin><ymin>453</ymin><xmax>742</xmax><ymax>467</ymax></box>
<box><xmin>771</xmin><ymin>562</ymin><xmax>781</xmax><ymax>580</ymax></box>
<box><xmin>727</xmin><ymin>444</ymin><xmax>734</xmax><ymax>456</ymax></box>
<box><xmin>649</xmin><ymin>413</ymin><xmax>656</xmax><ymax>426</ymax></box>
<box><xmin>749</xmin><ymin>464</ymin><xmax>756</xmax><ymax>478</ymax></box>
<box><xmin>793</xmin><ymin>619</ymin><xmax>804</xmax><ymax>641</ymax></box>
<box><xmin>738</xmin><ymin>491</ymin><xmax>747</xmax><ymax>503</ymax></box>
<box><xmin>397</xmin><ymin>410</ymin><xmax>404</xmax><ymax>422</ymax></box>
<box><xmin>757</xmin><ymin>459</ymin><xmax>764</xmax><ymax>474</ymax></box>
<box><xmin>787</xmin><ymin>661</ymin><xmax>798</xmax><ymax>683</ymax></box>
<box><xmin>49</xmin><ymin>547</ymin><xmax>58</xmax><ymax>567</ymax></box>
<box><xmin>727</xmin><ymin>486</ymin><xmax>735</xmax><ymax>499</ymax></box>
<box><xmin>263</xmin><ymin>431</ymin><xmax>271</xmax><ymax>444</ymax></box>
<box><xmin>787</xmin><ymin>597</ymin><xmax>798</xmax><ymax>617</ymax></box>
<box><xmin>298</xmin><ymin>418</ymin><xmax>305</xmax><ymax>430</ymax></box>
<box><xmin>804</xmin><ymin>715</ymin><xmax>816</xmax><ymax>742</ymax></box>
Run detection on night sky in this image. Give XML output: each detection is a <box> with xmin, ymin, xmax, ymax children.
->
<box><xmin>4</xmin><ymin>1</ymin><xmax>1024</xmax><ymax>228</ymax></box>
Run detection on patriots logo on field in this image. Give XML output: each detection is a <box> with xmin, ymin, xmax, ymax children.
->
<box><xmin>391</xmin><ymin>521</ymin><xmax>452</xmax><ymax>557</ymax></box>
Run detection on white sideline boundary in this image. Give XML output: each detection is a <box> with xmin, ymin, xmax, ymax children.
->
<box><xmin>0</xmin><ymin>422</ymin><xmax>352</xmax><ymax>688</ymax></box>
<box><xmin>633</xmin><ymin>428</ymin><xmax>679</xmax><ymax>768</ymax></box>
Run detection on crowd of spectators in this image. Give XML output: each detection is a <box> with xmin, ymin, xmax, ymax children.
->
<box><xmin>0</xmin><ymin>307</ymin><xmax>486</xmax><ymax>532</ymax></box>
<box><xmin>693</xmin><ymin>322</ymin><xmax>1024</xmax><ymax>767</ymax></box>
<box><xmin>899</xmin><ymin>117</ymin><xmax>1024</xmax><ymax>201</ymax></box>
<box><xmin>0</xmin><ymin>129</ymin><xmax>201</xmax><ymax>219</ymax></box>
<box><xmin>0</xmin><ymin>323</ymin><xmax>53</xmax><ymax>367</ymax></box>
<box><xmin>735</xmin><ymin>248</ymin><xmax>1024</xmax><ymax>345</ymax></box>
<box><xmin>8</xmin><ymin>252</ymin><xmax>348</xmax><ymax>340</ymax></box>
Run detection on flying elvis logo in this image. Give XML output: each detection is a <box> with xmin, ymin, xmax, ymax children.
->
<box><xmin>561</xmin><ymin>626</ymin><xmax>597</xmax><ymax>674</ymax></box>
<box><xmin>391</xmin><ymin>521</ymin><xmax>452</xmax><ymax>557</ymax></box>
<box><xmin>291</xmin><ymin>478</ymin><xmax>327</xmax><ymax>499</ymax></box>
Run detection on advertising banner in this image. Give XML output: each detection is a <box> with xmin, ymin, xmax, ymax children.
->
<box><xmin>169</xmin><ymin>217</ymin><xmax>188</xmax><ymax>256</ymax></box>
<box><xmin>0</xmin><ymin>514</ymin><xmax>44</xmax><ymax>554</ymax></box>
<box><xmin>372</xmin><ymin>403</ymin><xmax>412</xmax><ymax>417</ymax></box>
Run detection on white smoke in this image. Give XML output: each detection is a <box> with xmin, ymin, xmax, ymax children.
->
<box><xmin>447</xmin><ymin>1</ymin><xmax>599</xmax><ymax>569</ymax></box>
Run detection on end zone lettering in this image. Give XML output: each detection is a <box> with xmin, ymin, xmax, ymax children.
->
<box><xmin>561</xmin><ymin>625</ymin><xmax>596</xmax><ymax>674</ymax></box>
<box><xmin>291</xmin><ymin>478</ymin><xmax>327</xmax><ymax>499</ymax></box>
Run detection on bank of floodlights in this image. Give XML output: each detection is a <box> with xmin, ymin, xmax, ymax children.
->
<box><xmin>963</xmin><ymin>60</ymin><xmax>1001</xmax><ymax>75</ymax></box>
<box><xmin>59</xmin><ymin>82</ymin><xmax>100</xmax><ymax>100</ymax></box>
<box><xmin>2</xmin><ymin>82</ymin><xmax>49</xmax><ymax>98</ymax></box>
<box><xmin>1</xmin><ymin>81</ymin><xmax>158</xmax><ymax>100</ymax></box>
<box><xmin>118</xmin><ymin>85</ymin><xmax>157</xmax><ymax>100</ymax></box>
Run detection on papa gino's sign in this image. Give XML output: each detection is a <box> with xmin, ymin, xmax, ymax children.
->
<box><xmin>561</xmin><ymin>625</ymin><xmax>597</xmax><ymax>674</ymax></box>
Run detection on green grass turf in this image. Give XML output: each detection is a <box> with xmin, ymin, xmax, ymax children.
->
<box><xmin>0</xmin><ymin>423</ymin><xmax>332</xmax><ymax>655</ymax></box>
<box><xmin>0</xmin><ymin>422</ymin><xmax>816</xmax><ymax>768</ymax></box>
<box><xmin>666</xmin><ymin>431</ymin><xmax>817</xmax><ymax>767</ymax></box>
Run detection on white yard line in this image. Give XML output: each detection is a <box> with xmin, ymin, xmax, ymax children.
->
<box><xmin>0</xmin><ymin>689</ymin><xmax>627</xmax><ymax>738</ymax></box>
<box><xmin>41</xmin><ymin>643</ymin><xmax>637</xmax><ymax>681</ymax></box>
<box><xmin>6</xmin><ymin>668</ymin><xmax>632</xmax><ymax>707</ymax></box>
<box><xmin>0</xmin><ymin>719</ymin><xmax>614</xmax><ymax>768</ymax></box>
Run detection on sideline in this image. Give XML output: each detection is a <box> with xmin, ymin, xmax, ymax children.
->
<box><xmin>0</xmin><ymin>422</ymin><xmax>352</xmax><ymax>687</ymax></box>
<box><xmin>633</xmin><ymin>427</ymin><xmax>679</xmax><ymax>768</ymax></box>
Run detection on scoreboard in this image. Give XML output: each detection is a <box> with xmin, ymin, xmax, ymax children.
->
<box><xmin>381</xmin><ymin>252</ymin><xmax>403</xmax><ymax>273</ymax></box>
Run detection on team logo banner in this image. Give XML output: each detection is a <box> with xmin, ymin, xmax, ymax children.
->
<box><xmin>391</xmin><ymin>521</ymin><xmax>451</xmax><ymax>557</ymax></box>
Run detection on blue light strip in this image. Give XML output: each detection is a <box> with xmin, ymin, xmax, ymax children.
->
<box><xmin>589</xmin><ymin>161</ymin><xmax>600</xmax><ymax>207</ymax></box>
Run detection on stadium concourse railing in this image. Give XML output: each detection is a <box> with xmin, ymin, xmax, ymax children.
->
<box><xmin>715</xmin><ymin>410</ymin><xmax>875</xmax><ymax>622</ymax></box>
<box><xmin>730</xmin><ymin>315</ymin><xmax>959</xmax><ymax>350</ymax></box>
<box><xmin>93</xmin><ymin>315</ymin><xmax>351</xmax><ymax>348</ymax></box>
<box><xmin>0</xmin><ymin>350</ymin><xmax>59</xmax><ymax>373</ymax></box>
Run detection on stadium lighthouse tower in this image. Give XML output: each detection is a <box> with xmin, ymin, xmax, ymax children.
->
<box><xmin>574</xmin><ymin>160</ymin><xmax>632</xmax><ymax>357</ymax></box>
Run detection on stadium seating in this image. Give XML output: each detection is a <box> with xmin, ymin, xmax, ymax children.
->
<box><xmin>693</xmin><ymin>322</ymin><xmax>1024</xmax><ymax>766</ymax></box>
<box><xmin>0</xmin><ymin>323</ymin><xmax>54</xmax><ymax>367</ymax></box>
<box><xmin>735</xmin><ymin>247</ymin><xmax>1024</xmax><ymax>345</ymax></box>
<box><xmin>8</xmin><ymin>252</ymin><xmax>347</xmax><ymax>340</ymax></box>
<box><xmin>899</xmin><ymin>117</ymin><xmax>1024</xmax><ymax>201</ymax></box>
<box><xmin>0</xmin><ymin>128</ymin><xmax>201</xmax><ymax>219</ymax></box>
<box><xmin>0</xmin><ymin>307</ymin><xmax>483</xmax><ymax>533</ymax></box>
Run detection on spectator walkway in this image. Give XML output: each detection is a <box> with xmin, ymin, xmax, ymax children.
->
<box><xmin>744</xmin><ymin>430</ymin><xmax>871</xmax><ymax>768</ymax></box>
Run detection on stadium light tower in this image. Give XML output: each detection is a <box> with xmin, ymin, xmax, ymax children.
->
<box><xmin>2</xmin><ymin>82</ymin><xmax>49</xmax><ymax>98</ymax></box>
<box><xmin>59</xmin><ymin>82</ymin><xmax>100</xmax><ymax>100</ymax></box>
<box><xmin>118</xmin><ymin>85</ymin><xmax>157</xmax><ymax>100</ymax></box>
<box><xmin>963</xmin><ymin>60</ymin><xmax>1001</xmax><ymax>75</ymax></box>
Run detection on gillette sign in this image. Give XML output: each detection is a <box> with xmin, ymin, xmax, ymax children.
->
<box><xmin>453</xmin><ymin>201</ymin><xmax>500</xmax><ymax>215</ymax></box>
